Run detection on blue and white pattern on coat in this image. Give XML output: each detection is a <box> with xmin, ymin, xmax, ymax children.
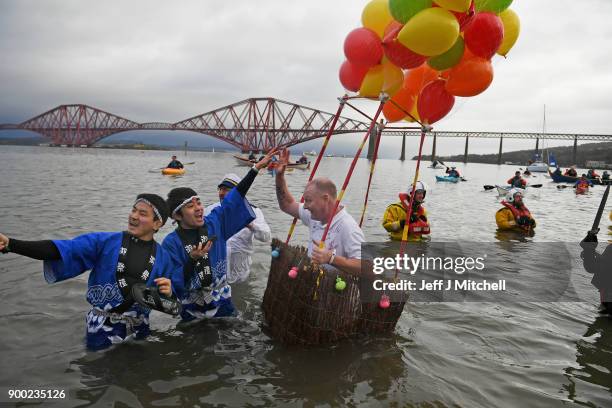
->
<box><xmin>86</xmin><ymin>283</ymin><xmax>123</xmax><ymax>306</ymax></box>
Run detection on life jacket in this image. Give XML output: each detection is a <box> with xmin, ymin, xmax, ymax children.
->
<box><xmin>507</xmin><ymin>176</ymin><xmax>525</xmax><ymax>188</ymax></box>
<box><xmin>397</xmin><ymin>194</ymin><xmax>430</xmax><ymax>235</ymax></box>
<box><xmin>501</xmin><ymin>200</ymin><xmax>533</xmax><ymax>229</ymax></box>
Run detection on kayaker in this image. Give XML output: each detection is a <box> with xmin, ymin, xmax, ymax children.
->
<box><xmin>507</xmin><ymin>171</ymin><xmax>527</xmax><ymax>188</ymax></box>
<box><xmin>581</xmin><ymin>234</ymin><xmax>612</xmax><ymax>313</ymax></box>
<box><xmin>248</xmin><ymin>151</ymin><xmax>256</xmax><ymax>161</ymax></box>
<box><xmin>587</xmin><ymin>169</ymin><xmax>600</xmax><ymax>181</ymax></box>
<box><xmin>564</xmin><ymin>167</ymin><xmax>577</xmax><ymax>177</ymax></box>
<box><xmin>553</xmin><ymin>166</ymin><xmax>562</xmax><ymax>176</ymax></box>
<box><xmin>297</xmin><ymin>154</ymin><xmax>308</xmax><ymax>164</ymax></box>
<box><xmin>575</xmin><ymin>174</ymin><xmax>593</xmax><ymax>191</ymax></box>
<box><xmin>167</xmin><ymin>155</ymin><xmax>184</xmax><ymax>169</ymax></box>
<box><xmin>0</xmin><ymin>194</ymin><xmax>181</xmax><ymax>350</ymax></box>
<box><xmin>274</xmin><ymin>148</ymin><xmax>365</xmax><ymax>276</ymax></box>
<box><xmin>446</xmin><ymin>167</ymin><xmax>461</xmax><ymax>178</ymax></box>
<box><xmin>495</xmin><ymin>189</ymin><xmax>536</xmax><ymax>233</ymax></box>
<box><xmin>382</xmin><ymin>181</ymin><xmax>430</xmax><ymax>242</ymax></box>
<box><xmin>204</xmin><ymin>173</ymin><xmax>271</xmax><ymax>284</ymax></box>
<box><xmin>602</xmin><ymin>171</ymin><xmax>610</xmax><ymax>182</ymax></box>
<box><xmin>162</xmin><ymin>149</ymin><xmax>277</xmax><ymax>321</ymax></box>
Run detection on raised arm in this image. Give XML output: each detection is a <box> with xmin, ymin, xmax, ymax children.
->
<box><xmin>275</xmin><ymin>149</ymin><xmax>300</xmax><ymax>218</ymax></box>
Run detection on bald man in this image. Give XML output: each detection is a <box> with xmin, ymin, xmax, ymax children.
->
<box><xmin>274</xmin><ymin>149</ymin><xmax>364</xmax><ymax>276</ymax></box>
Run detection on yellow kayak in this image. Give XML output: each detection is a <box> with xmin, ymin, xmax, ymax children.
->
<box><xmin>161</xmin><ymin>168</ymin><xmax>185</xmax><ymax>176</ymax></box>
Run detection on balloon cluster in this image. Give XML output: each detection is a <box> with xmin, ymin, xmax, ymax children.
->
<box><xmin>339</xmin><ymin>0</ymin><xmax>520</xmax><ymax>125</ymax></box>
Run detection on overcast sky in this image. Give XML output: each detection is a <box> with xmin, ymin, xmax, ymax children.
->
<box><xmin>1</xmin><ymin>0</ymin><xmax>611</xmax><ymax>145</ymax></box>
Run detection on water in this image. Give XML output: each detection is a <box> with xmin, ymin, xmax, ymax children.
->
<box><xmin>0</xmin><ymin>145</ymin><xmax>611</xmax><ymax>407</ymax></box>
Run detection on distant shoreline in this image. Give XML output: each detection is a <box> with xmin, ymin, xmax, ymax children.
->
<box><xmin>415</xmin><ymin>141</ymin><xmax>612</xmax><ymax>169</ymax></box>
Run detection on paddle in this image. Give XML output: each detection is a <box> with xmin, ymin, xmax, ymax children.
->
<box><xmin>461</xmin><ymin>177</ymin><xmax>468</xmax><ymax>182</ymax></box>
<box><xmin>529</xmin><ymin>184</ymin><xmax>543</xmax><ymax>188</ymax></box>
<box><xmin>484</xmin><ymin>185</ymin><xmax>495</xmax><ymax>190</ymax></box>
<box><xmin>582</xmin><ymin>184</ymin><xmax>610</xmax><ymax>242</ymax></box>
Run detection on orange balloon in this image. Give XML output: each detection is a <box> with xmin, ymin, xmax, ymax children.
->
<box><xmin>383</xmin><ymin>87</ymin><xmax>416</xmax><ymax>122</ymax></box>
<box><xmin>445</xmin><ymin>56</ymin><xmax>493</xmax><ymax>97</ymax></box>
<box><xmin>404</xmin><ymin>64</ymin><xmax>439</xmax><ymax>95</ymax></box>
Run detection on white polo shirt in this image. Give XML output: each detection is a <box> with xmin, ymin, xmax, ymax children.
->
<box><xmin>298</xmin><ymin>204</ymin><xmax>365</xmax><ymax>260</ymax></box>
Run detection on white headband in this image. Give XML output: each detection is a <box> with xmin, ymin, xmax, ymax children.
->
<box><xmin>134</xmin><ymin>198</ymin><xmax>162</xmax><ymax>222</ymax></box>
<box><xmin>172</xmin><ymin>195</ymin><xmax>200</xmax><ymax>216</ymax></box>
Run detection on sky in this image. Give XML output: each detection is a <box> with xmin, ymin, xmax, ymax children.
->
<box><xmin>1</xmin><ymin>0</ymin><xmax>611</xmax><ymax>157</ymax></box>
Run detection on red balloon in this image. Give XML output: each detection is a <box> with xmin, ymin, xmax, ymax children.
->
<box><xmin>382</xmin><ymin>21</ymin><xmax>426</xmax><ymax>69</ymax></box>
<box><xmin>463</xmin><ymin>12</ymin><xmax>504</xmax><ymax>59</ymax></box>
<box><xmin>339</xmin><ymin>60</ymin><xmax>369</xmax><ymax>92</ymax></box>
<box><xmin>417</xmin><ymin>79</ymin><xmax>455</xmax><ymax>125</ymax></box>
<box><xmin>344</xmin><ymin>28</ymin><xmax>384</xmax><ymax>68</ymax></box>
<box><xmin>453</xmin><ymin>1</ymin><xmax>476</xmax><ymax>31</ymax></box>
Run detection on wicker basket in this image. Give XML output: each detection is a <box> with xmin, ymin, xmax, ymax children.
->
<box><xmin>262</xmin><ymin>238</ymin><xmax>407</xmax><ymax>345</ymax></box>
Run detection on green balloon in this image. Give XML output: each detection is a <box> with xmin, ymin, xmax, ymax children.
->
<box><xmin>473</xmin><ymin>0</ymin><xmax>513</xmax><ymax>14</ymax></box>
<box><xmin>389</xmin><ymin>0</ymin><xmax>432</xmax><ymax>24</ymax></box>
<box><xmin>427</xmin><ymin>36</ymin><xmax>464</xmax><ymax>71</ymax></box>
<box><xmin>335</xmin><ymin>278</ymin><xmax>347</xmax><ymax>291</ymax></box>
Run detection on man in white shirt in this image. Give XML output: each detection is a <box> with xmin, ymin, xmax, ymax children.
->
<box><xmin>205</xmin><ymin>173</ymin><xmax>271</xmax><ymax>283</ymax></box>
<box><xmin>274</xmin><ymin>149</ymin><xmax>364</xmax><ymax>276</ymax></box>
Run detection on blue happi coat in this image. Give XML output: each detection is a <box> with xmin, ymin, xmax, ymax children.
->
<box><xmin>162</xmin><ymin>188</ymin><xmax>255</xmax><ymax>321</ymax></box>
<box><xmin>43</xmin><ymin>232</ymin><xmax>180</xmax><ymax>350</ymax></box>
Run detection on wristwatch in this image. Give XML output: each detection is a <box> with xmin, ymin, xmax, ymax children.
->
<box><xmin>328</xmin><ymin>248</ymin><xmax>337</xmax><ymax>265</ymax></box>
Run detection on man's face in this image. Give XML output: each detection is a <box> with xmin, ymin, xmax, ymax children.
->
<box><xmin>175</xmin><ymin>197</ymin><xmax>204</xmax><ymax>228</ymax></box>
<box><xmin>218</xmin><ymin>186</ymin><xmax>232</xmax><ymax>202</ymax></box>
<box><xmin>303</xmin><ymin>185</ymin><xmax>329</xmax><ymax>222</ymax></box>
<box><xmin>128</xmin><ymin>201</ymin><xmax>161</xmax><ymax>239</ymax></box>
<box><xmin>172</xmin><ymin>156</ymin><xmax>177</xmax><ymax>160</ymax></box>
<box><xmin>514</xmin><ymin>194</ymin><xmax>523</xmax><ymax>205</ymax></box>
<box><xmin>414</xmin><ymin>190</ymin><xmax>425</xmax><ymax>203</ymax></box>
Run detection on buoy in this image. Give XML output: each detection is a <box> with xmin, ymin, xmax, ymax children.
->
<box><xmin>271</xmin><ymin>248</ymin><xmax>280</xmax><ymax>258</ymax></box>
<box><xmin>335</xmin><ymin>277</ymin><xmax>346</xmax><ymax>291</ymax></box>
<box><xmin>379</xmin><ymin>295</ymin><xmax>391</xmax><ymax>309</ymax></box>
<box><xmin>288</xmin><ymin>266</ymin><xmax>298</xmax><ymax>279</ymax></box>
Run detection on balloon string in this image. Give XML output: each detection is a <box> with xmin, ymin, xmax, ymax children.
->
<box><xmin>359</xmin><ymin>122</ymin><xmax>384</xmax><ymax>227</ymax></box>
<box><xmin>344</xmin><ymin>102</ymin><xmax>374</xmax><ymax>122</ymax></box>
<box><xmin>388</xmin><ymin>98</ymin><xmax>425</xmax><ymax>127</ymax></box>
<box><xmin>320</xmin><ymin>98</ymin><xmax>386</xmax><ymax>244</ymax></box>
<box><xmin>285</xmin><ymin>95</ymin><xmax>348</xmax><ymax>244</ymax></box>
<box><xmin>395</xmin><ymin>127</ymin><xmax>428</xmax><ymax>281</ymax></box>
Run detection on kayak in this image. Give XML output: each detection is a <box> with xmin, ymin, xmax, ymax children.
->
<box><xmin>435</xmin><ymin>175</ymin><xmax>460</xmax><ymax>183</ymax></box>
<box><xmin>162</xmin><ymin>168</ymin><xmax>185</xmax><ymax>175</ymax></box>
<box><xmin>495</xmin><ymin>185</ymin><xmax>526</xmax><ymax>196</ymax></box>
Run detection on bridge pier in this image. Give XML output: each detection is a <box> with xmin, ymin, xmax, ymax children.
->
<box><xmin>431</xmin><ymin>133</ymin><xmax>437</xmax><ymax>162</ymax></box>
<box><xmin>463</xmin><ymin>135</ymin><xmax>469</xmax><ymax>163</ymax></box>
<box><xmin>366</xmin><ymin>123</ymin><xmax>380</xmax><ymax>160</ymax></box>
<box><xmin>573</xmin><ymin>135</ymin><xmax>578</xmax><ymax>164</ymax></box>
<box><xmin>535</xmin><ymin>137</ymin><xmax>539</xmax><ymax>152</ymax></box>
<box><xmin>497</xmin><ymin>135</ymin><xmax>504</xmax><ymax>165</ymax></box>
<box><xmin>400</xmin><ymin>132</ymin><xmax>406</xmax><ymax>161</ymax></box>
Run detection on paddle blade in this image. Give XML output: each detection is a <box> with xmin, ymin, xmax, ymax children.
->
<box><xmin>530</xmin><ymin>184</ymin><xmax>542</xmax><ymax>188</ymax></box>
<box><xmin>484</xmin><ymin>185</ymin><xmax>495</xmax><ymax>190</ymax></box>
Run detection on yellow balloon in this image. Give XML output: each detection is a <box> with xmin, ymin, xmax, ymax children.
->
<box><xmin>361</xmin><ymin>0</ymin><xmax>393</xmax><ymax>39</ymax></box>
<box><xmin>359</xmin><ymin>65</ymin><xmax>385</xmax><ymax>98</ymax></box>
<box><xmin>383</xmin><ymin>63</ymin><xmax>404</xmax><ymax>96</ymax></box>
<box><xmin>404</xmin><ymin>97</ymin><xmax>420</xmax><ymax>122</ymax></box>
<box><xmin>397</xmin><ymin>8</ymin><xmax>460</xmax><ymax>57</ymax></box>
<box><xmin>497</xmin><ymin>8</ymin><xmax>520</xmax><ymax>57</ymax></box>
<box><xmin>434</xmin><ymin>0</ymin><xmax>471</xmax><ymax>12</ymax></box>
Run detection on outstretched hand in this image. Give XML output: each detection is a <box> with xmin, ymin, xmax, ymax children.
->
<box><xmin>274</xmin><ymin>148</ymin><xmax>291</xmax><ymax>175</ymax></box>
<box><xmin>255</xmin><ymin>148</ymin><xmax>280</xmax><ymax>171</ymax></box>
<box><xmin>0</xmin><ymin>233</ymin><xmax>9</xmax><ymax>253</ymax></box>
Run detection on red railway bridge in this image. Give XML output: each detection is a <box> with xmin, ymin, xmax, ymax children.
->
<box><xmin>0</xmin><ymin>98</ymin><xmax>370</xmax><ymax>152</ymax></box>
